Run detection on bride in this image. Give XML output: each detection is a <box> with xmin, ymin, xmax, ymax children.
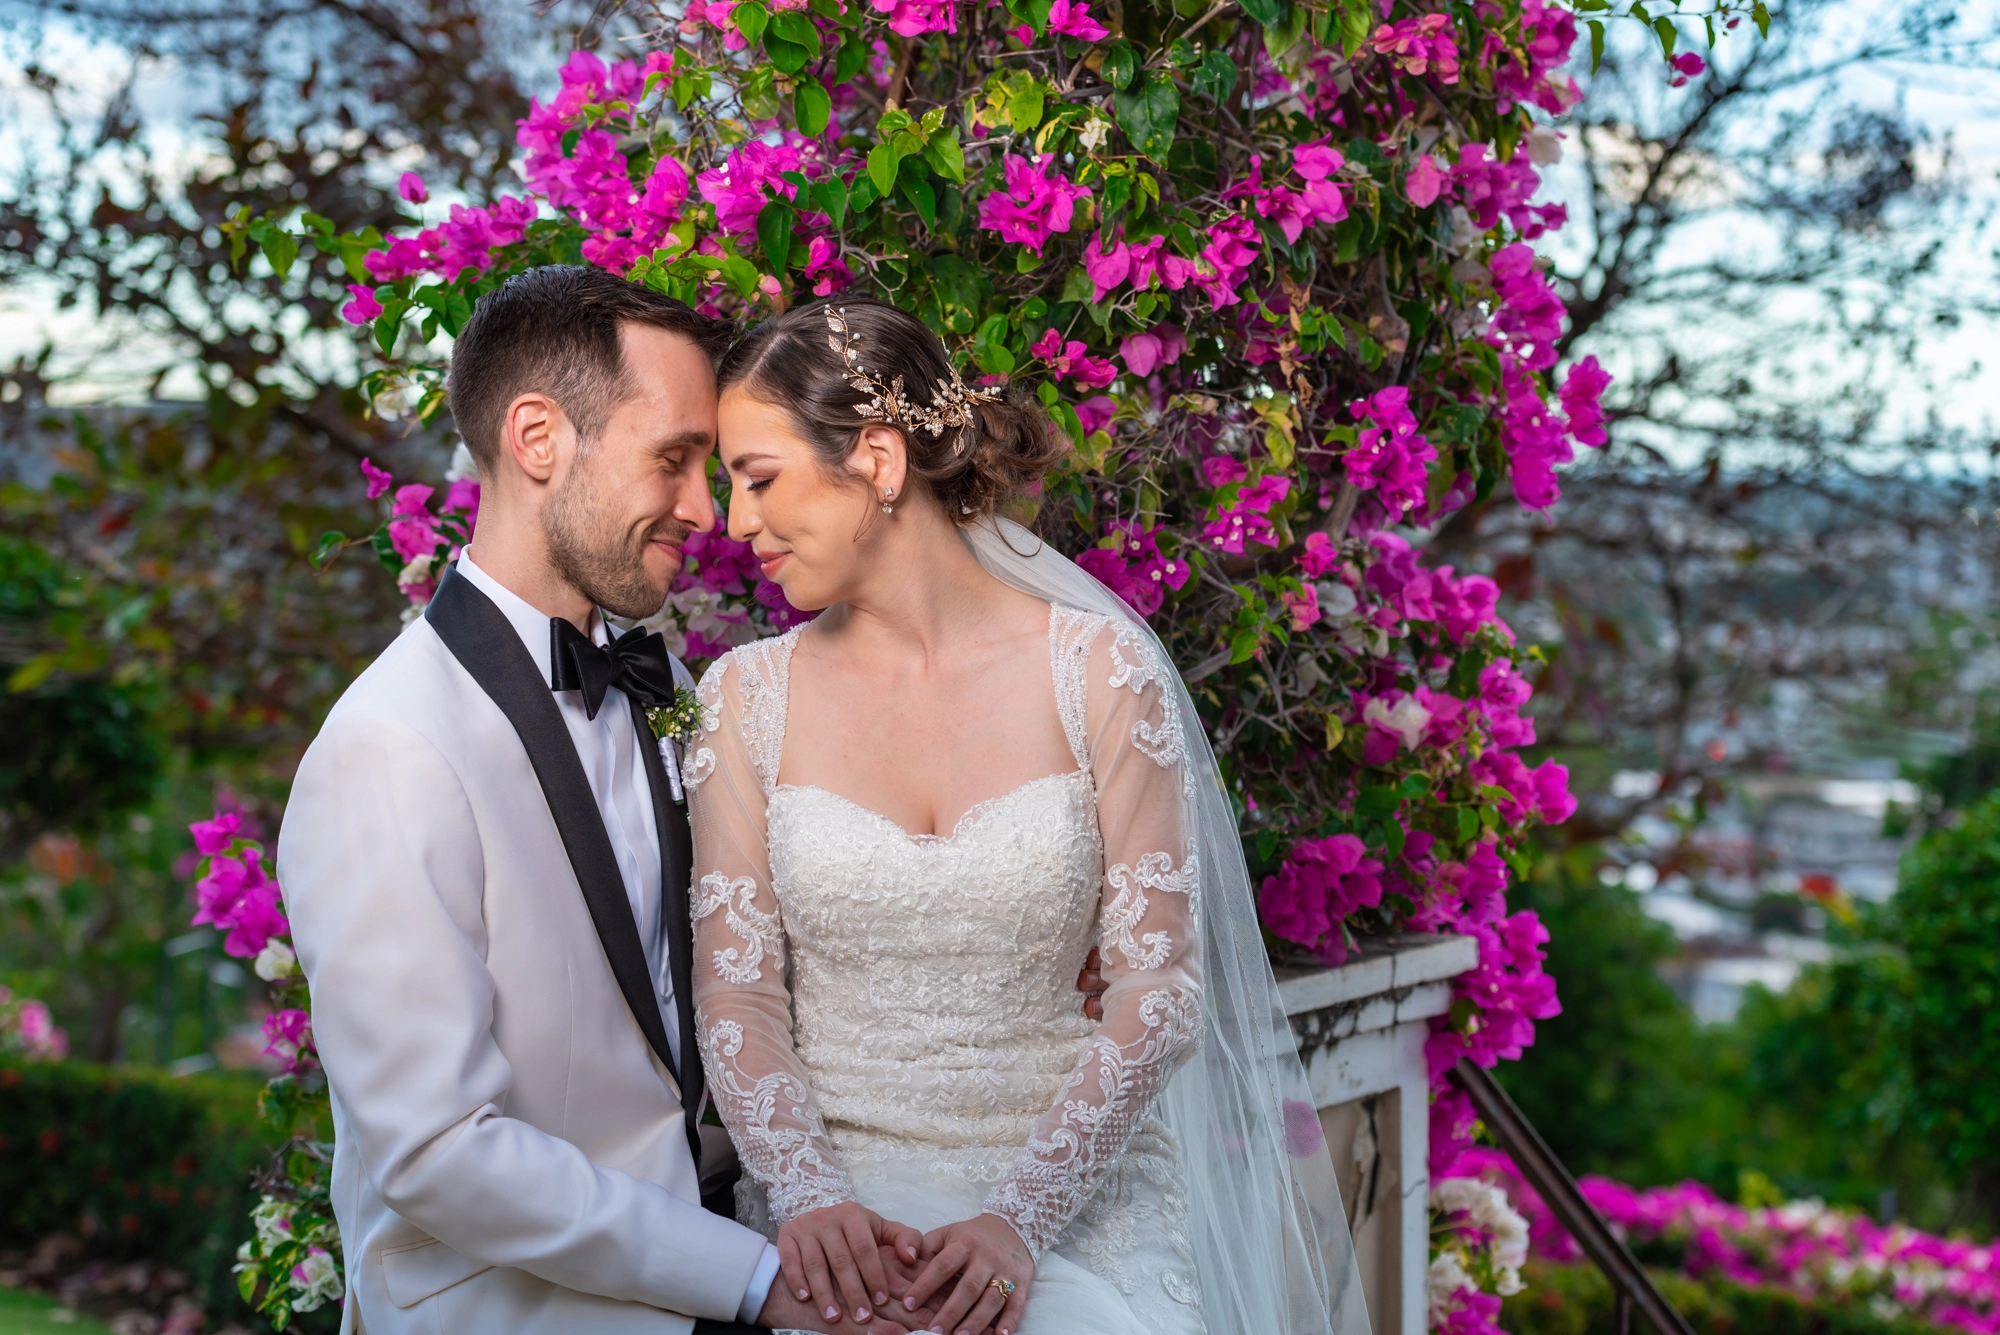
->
<box><xmin>685</xmin><ymin>298</ymin><xmax>1367</xmax><ymax>1335</ymax></box>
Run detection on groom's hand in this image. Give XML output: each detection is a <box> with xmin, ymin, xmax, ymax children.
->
<box><xmin>1077</xmin><ymin>946</ymin><xmax>1107</xmax><ymax>1020</ymax></box>
<box><xmin>775</xmin><ymin>1201</ymin><xmax>925</xmax><ymax>1328</ymax></box>
<box><xmin>756</xmin><ymin>1282</ymin><xmax>928</xmax><ymax>1334</ymax></box>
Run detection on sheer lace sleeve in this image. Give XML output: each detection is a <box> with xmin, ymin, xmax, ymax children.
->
<box><xmin>981</xmin><ymin>621</ymin><xmax>1204</xmax><ymax>1256</ymax></box>
<box><xmin>686</xmin><ymin>643</ymin><xmax>857</xmax><ymax>1222</ymax></box>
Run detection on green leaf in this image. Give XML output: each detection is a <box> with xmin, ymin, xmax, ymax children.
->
<box><xmin>308</xmin><ymin>531</ymin><xmax>350</xmax><ymax>571</ymax></box>
<box><xmin>741</xmin><ymin>65</ymin><xmax>781</xmax><ymax>121</ymax></box>
<box><xmin>1753</xmin><ymin>1</ymin><xmax>1770</xmax><ymax>37</ymax></box>
<box><xmin>1194</xmin><ymin>49</ymin><xmax>1237</xmax><ymax>102</ymax></box>
<box><xmin>1357</xmin><ymin>786</ymin><xmax>1401</xmax><ymax>818</ymax></box>
<box><xmin>1169</xmin><ymin>37</ymin><xmax>1200</xmax><ymax>67</ymax></box>
<box><xmin>1236</xmin><ymin>0</ymin><xmax>1284</xmax><ymax>26</ymax></box>
<box><xmin>1228</xmin><ymin>628</ymin><xmax>1259</xmax><ymax>665</ymax></box>
<box><xmin>734</xmin><ymin>1</ymin><xmax>769</xmax><ymax>44</ymax></box>
<box><xmin>765</xmin><ymin>35</ymin><xmax>810</xmax><ymax>74</ymax></box>
<box><xmin>757</xmin><ymin>203</ymin><xmax>795</xmax><ymax>271</ymax></box>
<box><xmin>769</xmin><ymin>9</ymin><xmax>821</xmax><ymax>54</ymax></box>
<box><xmin>261</xmin><ymin>230</ymin><xmax>299</xmax><ymax>281</ymax></box>
<box><xmin>849</xmin><ymin>172</ymin><xmax>880</xmax><ymax>213</ymax></box>
<box><xmin>1455</xmin><ymin>806</ymin><xmax>1480</xmax><ymax>844</ymax></box>
<box><xmin>867</xmin><ymin>142</ymin><xmax>901</xmax><ymax>198</ymax></box>
<box><xmin>923</xmin><ymin>132</ymin><xmax>966</xmax><ymax>184</ymax></box>
<box><xmin>1101</xmin><ymin>40</ymin><xmax>1138</xmax><ymax>91</ymax></box>
<box><xmin>794</xmin><ymin>80</ymin><xmax>832</xmax><ymax>137</ymax></box>
<box><xmin>1653</xmin><ymin>15</ymin><xmax>1677</xmax><ymax>56</ymax></box>
<box><xmin>1588</xmin><ymin>19</ymin><xmax>1605</xmax><ymax>74</ymax></box>
<box><xmin>814</xmin><ymin>175</ymin><xmax>850</xmax><ymax>229</ymax></box>
<box><xmin>1339</xmin><ymin>0</ymin><xmax>1371</xmax><ymax>55</ymax></box>
<box><xmin>1264</xmin><ymin>0</ymin><xmax>1308</xmax><ymax>58</ymax></box>
<box><xmin>1060</xmin><ymin>266</ymin><xmax>1094</xmax><ymax>303</ymax></box>
<box><xmin>1004</xmin><ymin>71</ymin><xmax>1045</xmax><ymax>131</ymax></box>
<box><xmin>900</xmin><ymin>172</ymin><xmax>937</xmax><ymax>230</ymax></box>
<box><xmin>1112</xmin><ymin>71</ymin><xmax>1180</xmax><ymax>161</ymax></box>
<box><xmin>719</xmin><ymin>255</ymin><xmax>761</xmax><ymax>298</ymax></box>
<box><xmin>835</xmin><ymin>33</ymin><xmax>870</xmax><ymax>83</ymax></box>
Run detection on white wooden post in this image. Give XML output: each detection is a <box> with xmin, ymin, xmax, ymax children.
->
<box><xmin>1277</xmin><ymin>934</ymin><xmax>1480</xmax><ymax>1335</ymax></box>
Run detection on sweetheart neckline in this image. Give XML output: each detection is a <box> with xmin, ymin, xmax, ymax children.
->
<box><xmin>773</xmin><ymin>769</ymin><xmax>1089</xmax><ymax>845</ymax></box>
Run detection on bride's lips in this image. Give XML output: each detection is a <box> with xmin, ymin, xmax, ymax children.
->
<box><xmin>757</xmin><ymin>550</ymin><xmax>790</xmax><ymax>578</ymax></box>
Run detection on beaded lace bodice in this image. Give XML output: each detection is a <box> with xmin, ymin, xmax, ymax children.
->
<box><xmin>684</xmin><ymin>605</ymin><xmax>1204</xmax><ymax>1269</ymax></box>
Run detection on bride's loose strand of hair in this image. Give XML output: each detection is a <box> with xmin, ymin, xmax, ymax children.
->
<box><xmin>717</xmin><ymin>298</ymin><xmax>1069</xmax><ymax>524</ymax></box>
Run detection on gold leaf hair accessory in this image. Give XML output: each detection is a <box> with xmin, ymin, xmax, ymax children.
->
<box><xmin>825</xmin><ymin>305</ymin><xmax>1002</xmax><ymax>456</ymax></box>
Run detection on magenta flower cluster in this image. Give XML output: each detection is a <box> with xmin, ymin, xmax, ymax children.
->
<box><xmin>1199</xmin><ymin>455</ymin><xmax>1292</xmax><ymax>553</ymax></box>
<box><xmin>1076</xmin><ymin>521</ymin><xmax>1191</xmax><ymax>618</ymax></box>
<box><xmin>1258</xmin><ymin>834</ymin><xmax>1385</xmax><ymax>965</ymax></box>
<box><xmin>977</xmin><ymin>154</ymin><xmax>1091</xmax><ymax>256</ymax></box>
<box><xmin>1454</xmin><ymin>1149</ymin><xmax>2000</xmax><ymax>1335</ymax></box>
<box><xmin>1346</xmin><ymin>386</ymin><xmax>1440</xmax><ymax>519</ymax></box>
<box><xmin>190</xmin><ymin>812</ymin><xmax>291</xmax><ymax>960</ymax></box>
<box><xmin>1371</xmin><ymin>13</ymin><xmax>1461</xmax><ymax>82</ymax></box>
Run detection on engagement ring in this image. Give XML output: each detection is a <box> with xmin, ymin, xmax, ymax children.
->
<box><xmin>987</xmin><ymin>1278</ymin><xmax>1016</xmax><ymax>1296</ymax></box>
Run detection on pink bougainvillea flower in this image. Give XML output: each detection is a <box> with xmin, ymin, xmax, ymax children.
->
<box><xmin>1559</xmin><ymin>354</ymin><xmax>1613</xmax><ymax>447</ymax></box>
<box><xmin>359</xmin><ymin>457</ymin><xmax>393</xmax><ymax>500</ymax></box>
<box><xmin>697</xmin><ymin>140</ymin><xmax>802</xmax><ymax>238</ymax></box>
<box><xmin>1189</xmin><ymin>214</ymin><xmax>1259</xmax><ymax>310</ymax></box>
<box><xmin>1074</xmin><ymin>395</ymin><xmax>1117</xmax><ymax>437</ymax></box>
<box><xmin>387</xmin><ymin>484</ymin><xmax>442</xmax><ymax>564</ymax></box>
<box><xmin>1346</xmin><ymin>386</ymin><xmax>1439</xmax><ymax>518</ymax></box>
<box><xmin>193</xmin><ymin>847</ymin><xmax>292</xmax><ymax>959</ymax></box>
<box><xmin>1669</xmin><ymin>51</ymin><xmax>1707</xmax><ymax>87</ymax></box>
<box><xmin>977</xmin><ymin>155</ymin><xmax>1090</xmax><ymax>255</ymax></box>
<box><xmin>1029</xmin><ymin>328</ymin><xmax>1116</xmax><ymax>389</ymax></box>
<box><xmin>870</xmin><ymin>0</ymin><xmax>958</xmax><ymax>36</ymax></box>
<box><xmin>1202</xmin><ymin>474</ymin><xmax>1291</xmax><ymax>553</ymax></box>
<box><xmin>1371</xmin><ymin>12</ymin><xmax>1460</xmax><ymax>82</ymax></box>
<box><xmin>1046</xmin><ymin>0</ymin><xmax>1109</xmax><ymax>40</ymax></box>
<box><xmin>262</xmin><ymin>1008</ymin><xmax>315</xmax><ymax>1075</ymax></box>
<box><xmin>1259</xmin><ymin>833</ymin><xmax>1384</xmax><ymax>964</ymax></box>
<box><xmin>1282</xmin><ymin>583</ymin><xmax>1321</xmax><ymax>631</ymax></box>
<box><xmin>1299</xmin><ymin>531</ymin><xmax>1340</xmax><ymax>579</ymax></box>
<box><xmin>1118</xmin><ymin>324</ymin><xmax>1186</xmax><ymax>376</ymax></box>
<box><xmin>398</xmin><ymin>172</ymin><xmax>429</xmax><ymax>205</ymax></box>
<box><xmin>189</xmin><ymin>811</ymin><xmax>241</xmax><ymax>857</ymax></box>
<box><xmin>802</xmin><ymin>235</ymin><xmax>854</xmax><ymax>296</ymax></box>
<box><xmin>1076</xmin><ymin>521</ymin><xmax>1189</xmax><ymax>618</ymax></box>
<box><xmin>341</xmin><ymin>285</ymin><xmax>384</xmax><ymax>325</ymax></box>
<box><xmin>1202</xmin><ymin>454</ymin><xmax>1249</xmax><ymax>488</ymax></box>
<box><xmin>1405</xmin><ymin>153</ymin><xmax>1447</xmax><ymax>207</ymax></box>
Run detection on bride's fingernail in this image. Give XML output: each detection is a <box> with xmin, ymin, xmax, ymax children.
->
<box><xmin>875</xmin><ymin>1291</ymin><xmax>888</xmax><ymax>1305</ymax></box>
<box><xmin>904</xmin><ymin>1297</ymin><xmax>918</xmax><ymax>1310</ymax></box>
<box><xmin>797</xmin><ymin>1289</ymin><xmax>810</xmax><ymax>1301</ymax></box>
<box><xmin>825</xmin><ymin>1305</ymin><xmax>841</xmax><ymax>1320</ymax></box>
<box><xmin>856</xmin><ymin>1308</ymin><xmax>871</xmax><ymax>1321</ymax></box>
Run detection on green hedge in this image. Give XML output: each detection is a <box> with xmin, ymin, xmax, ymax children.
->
<box><xmin>1501</xmin><ymin>1259</ymin><xmax>1947</xmax><ymax>1335</ymax></box>
<box><xmin>0</xmin><ymin>1058</ymin><xmax>268</xmax><ymax>1320</ymax></box>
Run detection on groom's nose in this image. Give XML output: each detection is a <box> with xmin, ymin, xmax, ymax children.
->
<box><xmin>670</xmin><ymin>455</ymin><xmax>719</xmax><ymax>535</ymax></box>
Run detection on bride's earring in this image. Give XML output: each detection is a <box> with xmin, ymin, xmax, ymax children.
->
<box><xmin>880</xmin><ymin>487</ymin><xmax>895</xmax><ymax>515</ymax></box>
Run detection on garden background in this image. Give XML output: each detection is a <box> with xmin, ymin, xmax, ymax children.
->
<box><xmin>2</xmin><ymin>0</ymin><xmax>1999</xmax><ymax>1331</ymax></box>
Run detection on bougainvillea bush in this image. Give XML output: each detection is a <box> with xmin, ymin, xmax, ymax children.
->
<box><xmin>217</xmin><ymin>0</ymin><xmax>1771</xmax><ymax>1325</ymax></box>
<box><xmin>1456</xmin><ymin>1149</ymin><xmax>2000</xmax><ymax>1334</ymax></box>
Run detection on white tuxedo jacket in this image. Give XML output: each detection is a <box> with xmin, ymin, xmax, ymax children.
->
<box><xmin>278</xmin><ymin>568</ymin><xmax>769</xmax><ymax>1335</ymax></box>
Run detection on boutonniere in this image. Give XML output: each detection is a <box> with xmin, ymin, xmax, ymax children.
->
<box><xmin>644</xmin><ymin>685</ymin><xmax>702</xmax><ymax>744</ymax></box>
<box><xmin>645</xmin><ymin>686</ymin><xmax>702</xmax><ymax>804</ymax></box>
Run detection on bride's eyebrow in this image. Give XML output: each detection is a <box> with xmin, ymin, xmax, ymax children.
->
<box><xmin>724</xmin><ymin>449</ymin><xmax>781</xmax><ymax>471</ymax></box>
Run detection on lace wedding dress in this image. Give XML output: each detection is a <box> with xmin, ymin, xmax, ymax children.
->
<box><xmin>685</xmin><ymin>605</ymin><xmax>1207</xmax><ymax>1335</ymax></box>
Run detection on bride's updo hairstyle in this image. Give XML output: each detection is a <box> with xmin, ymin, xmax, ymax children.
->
<box><xmin>717</xmin><ymin>297</ymin><xmax>1066</xmax><ymax>523</ymax></box>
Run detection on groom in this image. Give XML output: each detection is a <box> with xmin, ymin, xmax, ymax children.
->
<box><xmin>278</xmin><ymin>266</ymin><xmax>941</xmax><ymax>1335</ymax></box>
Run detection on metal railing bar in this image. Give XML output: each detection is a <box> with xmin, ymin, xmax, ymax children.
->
<box><xmin>1450</xmin><ymin>1058</ymin><xmax>1696</xmax><ymax>1335</ymax></box>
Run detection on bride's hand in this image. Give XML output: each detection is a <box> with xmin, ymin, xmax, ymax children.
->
<box><xmin>777</xmin><ymin>1200</ymin><xmax>924</xmax><ymax>1327</ymax></box>
<box><xmin>901</xmin><ymin>1213</ymin><xmax>1032</xmax><ymax>1335</ymax></box>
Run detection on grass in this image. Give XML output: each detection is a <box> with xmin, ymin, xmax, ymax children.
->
<box><xmin>0</xmin><ymin>1288</ymin><xmax>116</xmax><ymax>1335</ymax></box>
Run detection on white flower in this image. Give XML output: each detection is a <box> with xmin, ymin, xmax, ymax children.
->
<box><xmin>445</xmin><ymin>440</ymin><xmax>479</xmax><ymax>483</ymax></box>
<box><xmin>251</xmin><ymin>1197</ymin><xmax>295</xmax><ymax>1249</ymax></box>
<box><xmin>1363</xmin><ymin>693</ymin><xmax>1433</xmax><ymax>750</ymax></box>
<box><xmin>1316</xmin><ymin>580</ymin><xmax>1359</xmax><ymax>618</ymax></box>
<box><xmin>1526</xmin><ymin>125</ymin><xmax>1564</xmax><ymax>165</ymax></box>
<box><xmin>253</xmin><ymin>939</ymin><xmax>298</xmax><ymax>982</ymax></box>
<box><xmin>1079</xmin><ymin>116</ymin><xmax>1111</xmax><ymax>152</ymax></box>
<box><xmin>288</xmin><ymin>1246</ymin><xmax>344</xmax><ymax>1313</ymax></box>
<box><xmin>372</xmin><ymin>381</ymin><xmax>414</xmax><ymax>421</ymax></box>
<box><xmin>1427</xmin><ymin>1251</ymin><xmax>1473</xmax><ymax>1323</ymax></box>
<box><xmin>396</xmin><ymin>554</ymin><xmax>435</xmax><ymax>590</ymax></box>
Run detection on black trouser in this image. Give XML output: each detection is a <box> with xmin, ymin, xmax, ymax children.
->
<box><xmin>692</xmin><ymin>1322</ymin><xmax>765</xmax><ymax>1335</ymax></box>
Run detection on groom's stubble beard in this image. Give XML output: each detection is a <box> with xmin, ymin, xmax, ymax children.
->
<box><xmin>542</xmin><ymin>438</ymin><xmax>691</xmax><ymax>620</ymax></box>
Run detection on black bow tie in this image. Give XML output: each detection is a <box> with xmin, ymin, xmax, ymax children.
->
<box><xmin>549</xmin><ymin>618</ymin><xmax>678</xmax><ymax>720</ymax></box>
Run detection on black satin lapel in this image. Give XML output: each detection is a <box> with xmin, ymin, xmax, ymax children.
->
<box><xmin>632</xmin><ymin>697</ymin><xmax>704</xmax><ymax>1167</ymax></box>
<box><xmin>425</xmin><ymin>567</ymin><xmax>681</xmax><ymax>1089</ymax></box>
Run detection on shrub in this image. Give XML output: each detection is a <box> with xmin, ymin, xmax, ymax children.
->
<box><xmin>1500</xmin><ymin>1260</ymin><xmax>1946</xmax><ymax>1335</ymax></box>
<box><xmin>0</xmin><ymin>1057</ymin><xmax>268</xmax><ymax>1320</ymax></box>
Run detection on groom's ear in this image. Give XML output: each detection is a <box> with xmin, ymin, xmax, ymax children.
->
<box><xmin>502</xmin><ymin>391</ymin><xmax>569</xmax><ymax>485</ymax></box>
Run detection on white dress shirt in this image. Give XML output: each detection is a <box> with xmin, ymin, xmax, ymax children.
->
<box><xmin>456</xmin><ymin>556</ymin><xmax>780</xmax><ymax>1325</ymax></box>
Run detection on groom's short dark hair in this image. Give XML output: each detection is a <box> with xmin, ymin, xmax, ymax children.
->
<box><xmin>447</xmin><ymin>265</ymin><xmax>731</xmax><ymax>473</ymax></box>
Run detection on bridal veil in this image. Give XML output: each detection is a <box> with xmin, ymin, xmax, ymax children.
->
<box><xmin>963</xmin><ymin>517</ymin><xmax>1369</xmax><ymax>1335</ymax></box>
